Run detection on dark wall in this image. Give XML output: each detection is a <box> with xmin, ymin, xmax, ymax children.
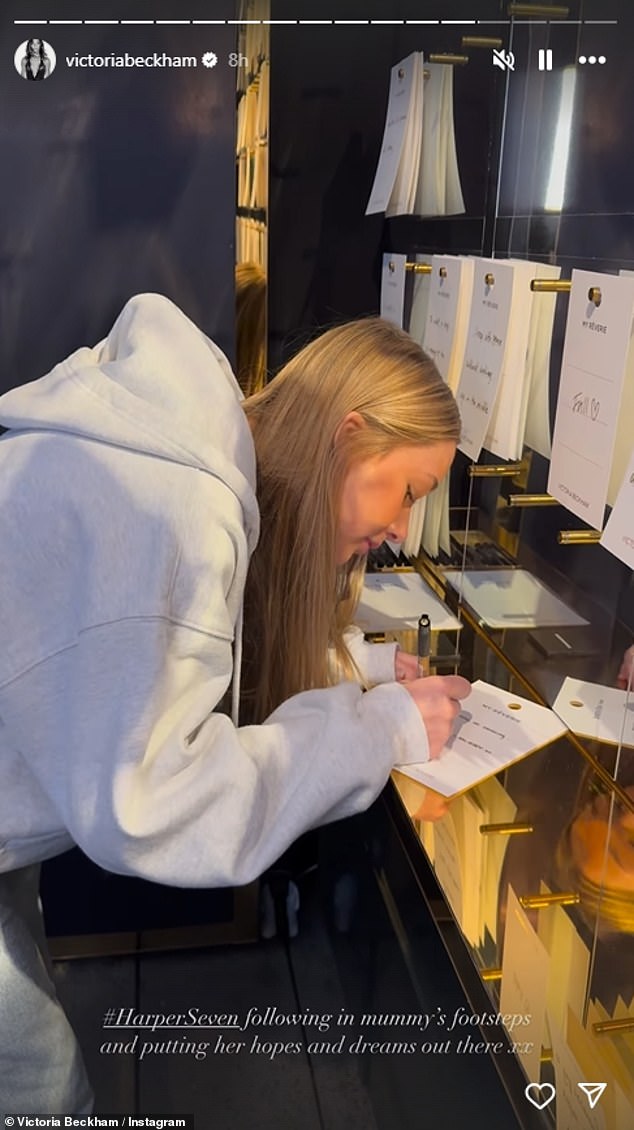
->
<box><xmin>1</xmin><ymin>0</ymin><xmax>237</xmax><ymax>390</ymax></box>
<box><xmin>269</xmin><ymin>0</ymin><xmax>633</xmax><ymax>631</ymax></box>
<box><xmin>1</xmin><ymin>1</ymin><xmax>241</xmax><ymax>933</ymax></box>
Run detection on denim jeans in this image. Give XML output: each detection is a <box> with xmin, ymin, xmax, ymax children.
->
<box><xmin>0</xmin><ymin>864</ymin><xmax>93</xmax><ymax>1116</ymax></box>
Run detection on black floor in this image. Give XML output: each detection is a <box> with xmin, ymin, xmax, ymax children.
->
<box><xmin>51</xmin><ymin>814</ymin><xmax>529</xmax><ymax>1130</ymax></box>
<box><xmin>52</xmin><ymin>877</ymin><xmax>379</xmax><ymax>1129</ymax></box>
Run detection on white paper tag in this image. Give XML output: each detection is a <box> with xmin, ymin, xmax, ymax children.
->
<box><xmin>548</xmin><ymin>269</ymin><xmax>634</xmax><ymax>528</ymax></box>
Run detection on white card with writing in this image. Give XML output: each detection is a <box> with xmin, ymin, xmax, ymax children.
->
<box><xmin>601</xmin><ymin>444</ymin><xmax>634</xmax><ymax>569</ymax></box>
<box><xmin>455</xmin><ymin>260</ymin><xmax>514</xmax><ymax>461</ymax></box>
<box><xmin>500</xmin><ymin>886</ymin><xmax>550</xmax><ymax>1083</ymax></box>
<box><xmin>552</xmin><ymin>677</ymin><xmax>634</xmax><ymax>747</ymax></box>
<box><xmin>548</xmin><ymin>269</ymin><xmax>634</xmax><ymax>528</ymax></box>
<box><xmin>396</xmin><ymin>680</ymin><xmax>567</xmax><ymax>798</ymax></box>
<box><xmin>423</xmin><ymin>255</ymin><xmax>473</xmax><ymax>392</ymax></box>
<box><xmin>423</xmin><ymin>259</ymin><xmax>460</xmax><ymax>379</ymax></box>
<box><xmin>366</xmin><ymin>53</ymin><xmax>418</xmax><ymax>215</ymax></box>
<box><xmin>380</xmin><ymin>253</ymin><xmax>407</xmax><ymax>328</ymax></box>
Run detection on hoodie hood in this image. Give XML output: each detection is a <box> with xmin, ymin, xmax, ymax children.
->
<box><xmin>0</xmin><ymin>293</ymin><xmax>259</xmax><ymax>553</ymax></box>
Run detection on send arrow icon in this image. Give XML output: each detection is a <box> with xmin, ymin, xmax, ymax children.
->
<box><xmin>577</xmin><ymin>1083</ymin><xmax>607</xmax><ymax>1109</ymax></box>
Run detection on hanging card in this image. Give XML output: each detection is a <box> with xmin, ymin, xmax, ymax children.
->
<box><xmin>386</xmin><ymin>54</ymin><xmax>425</xmax><ymax>217</ymax></box>
<box><xmin>423</xmin><ymin>255</ymin><xmax>473</xmax><ymax>391</ymax></box>
<box><xmin>415</xmin><ymin>63</ymin><xmax>445</xmax><ymax>216</ymax></box>
<box><xmin>455</xmin><ymin>260</ymin><xmax>514</xmax><ymax>461</ymax></box>
<box><xmin>380</xmin><ymin>253</ymin><xmax>407</xmax><ymax>328</ymax></box>
<box><xmin>484</xmin><ymin>260</ymin><xmax>535</xmax><ymax>461</ymax></box>
<box><xmin>366</xmin><ymin>54</ymin><xmax>418</xmax><ymax>215</ymax></box>
<box><xmin>524</xmin><ymin>263</ymin><xmax>562</xmax><ymax>458</ymax></box>
<box><xmin>547</xmin><ymin>270</ymin><xmax>634</xmax><ymax>529</ymax></box>
<box><xmin>443</xmin><ymin>63</ymin><xmax>465</xmax><ymax>216</ymax></box>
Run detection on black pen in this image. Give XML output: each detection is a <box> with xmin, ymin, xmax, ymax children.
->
<box><xmin>417</xmin><ymin>613</ymin><xmax>431</xmax><ymax>677</ymax></box>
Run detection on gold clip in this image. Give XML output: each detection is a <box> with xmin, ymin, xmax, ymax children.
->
<box><xmin>481</xmin><ymin>968</ymin><xmax>503</xmax><ymax>982</ymax></box>
<box><xmin>530</xmin><ymin>279</ymin><xmax>571</xmax><ymax>293</ymax></box>
<box><xmin>480</xmin><ymin>822</ymin><xmax>534</xmax><ymax>836</ymax></box>
<box><xmin>506</xmin><ymin>494</ymin><xmax>559</xmax><ymax>508</ymax></box>
<box><xmin>519</xmin><ymin>892</ymin><xmax>580</xmax><ymax>909</ymax></box>
<box><xmin>558</xmin><ymin>530</ymin><xmax>602</xmax><ymax>545</ymax></box>
<box><xmin>428</xmin><ymin>54</ymin><xmax>469</xmax><ymax>66</ymax></box>
<box><xmin>485</xmin><ymin>272</ymin><xmax>495</xmax><ymax>287</ymax></box>
<box><xmin>461</xmin><ymin>36</ymin><xmax>503</xmax><ymax>49</ymax></box>
<box><xmin>593</xmin><ymin>1018</ymin><xmax>634</xmax><ymax>1036</ymax></box>
<box><xmin>405</xmin><ymin>262</ymin><xmax>432</xmax><ymax>275</ymax></box>
<box><xmin>508</xmin><ymin>3</ymin><xmax>569</xmax><ymax>17</ymax></box>
<box><xmin>588</xmin><ymin>286</ymin><xmax>602</xmax><ymax>307</ymax></box>
<box><xmin>469</xmin><ymin>462</ymin><xmax>524</xmax><ymax>478</ymax></box>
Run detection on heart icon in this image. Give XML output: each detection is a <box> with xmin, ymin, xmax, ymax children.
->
<box><xmin>525</xmin><ymin>1083</ymin><xmax>556</xmax><ymax>1110</ymax></box>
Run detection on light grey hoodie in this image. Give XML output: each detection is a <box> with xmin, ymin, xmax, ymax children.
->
<box><xmin>0</xmin><ymin>294</ymin><xmax>428</xmax><ymax>886</ymax></box>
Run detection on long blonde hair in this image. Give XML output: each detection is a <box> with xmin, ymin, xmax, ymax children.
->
<box><xmin>235</xmin><ymin>262</ymin><xmax>266</xmax><ymax>397</ymax></box>
<box><xmin>241</xmin><ymin>317</ymin><xmax>461</xmax><ymax>722</ymax></box>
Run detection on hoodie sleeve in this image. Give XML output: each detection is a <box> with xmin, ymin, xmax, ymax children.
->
<box><xmin>4</xmin><ymin>616</ymin><xmax>429</xmax><ymax>889</ymax></box>
<box><xmin>338</xmin><ymin>625</ymin><xmax>399</xmax><ymax>687</ymax></box>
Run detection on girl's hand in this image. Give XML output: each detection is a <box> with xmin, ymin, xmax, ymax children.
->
<box><xmin>394</xmin><ymin>649</ymin><xmax>421</xmax><ymax>683</ymax></box>
<box><xmin>403</xmin><ymin>674</ymin><xmax>471</xmax><ymax>760</ymax></box>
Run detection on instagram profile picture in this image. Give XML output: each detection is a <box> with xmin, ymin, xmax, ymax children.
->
<box><xmin>15</xmin><ymin>38</ymin><xmax>56</xmax><ymax>81</ymax></box>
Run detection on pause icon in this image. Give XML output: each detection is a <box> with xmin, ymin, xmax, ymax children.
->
<box><xmin>538</xmin><ymin>49</ymin><xmax>553</xmax><ymax>71</ymax></box>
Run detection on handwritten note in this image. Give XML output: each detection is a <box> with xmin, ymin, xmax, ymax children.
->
<box><xmin>380</xmin><ymin>253</ymin><xmax>407</xmax><ymax>328</ymax></box>
<box><xmin>422</xmin><ymin>255</ymin><xmax>473</xmax><ymax>393</ymax></box>
<box><xmin>548</xmin><ymin>269</ymin><xmax>634</xmax><ymax>528</ymax></box>
<box><xmin>455</xmin><ymin>260</ymin><xmax>514</xmax><ymax>461</ymax></box>
<box><xmin>396</xmin><ymin>680</ymin><xmax>567</xmax><ymax>798</ymax></box>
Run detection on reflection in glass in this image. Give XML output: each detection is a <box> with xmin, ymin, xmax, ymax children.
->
<box><xmin>555</xmin><ymin>772</ymin><xmax>634</xmax><ymax>936</ymax></box>
<box><xmin>544</xmin><ymin>66</ymin><xmax>577</xmax><ymax>212</ymax></box>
